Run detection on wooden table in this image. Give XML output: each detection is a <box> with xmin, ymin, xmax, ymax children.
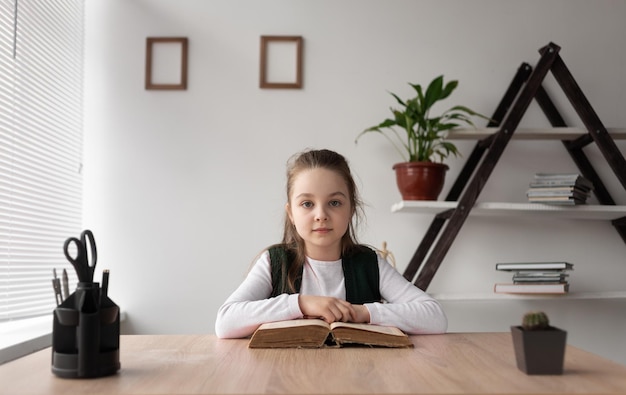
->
<box><xmin>1</xmin><ymin>333</ymin><xmax>625</xmax><ymax>394</ymax></box>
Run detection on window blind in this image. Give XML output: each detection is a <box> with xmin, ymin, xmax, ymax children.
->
<box><xmin>0</xmin><ymin>0</ymin><xmax>84</xmax><ymax>322</ymax></box>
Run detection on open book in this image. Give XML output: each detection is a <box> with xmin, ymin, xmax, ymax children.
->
<box><xmin>248</xmin><ymin>319</ymin><xmax>413</xmax><ymax>348</ymax></box>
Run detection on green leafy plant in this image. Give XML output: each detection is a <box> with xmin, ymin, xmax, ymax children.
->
<box><xmin>357</xmin><ymin>75</ymin><xmax>489</xmax><ymax>162</ymax></box>
<box><xmin>521</xmin><ymin>311</ymin><xmax>550</xmax><ymax>331</ymax></box>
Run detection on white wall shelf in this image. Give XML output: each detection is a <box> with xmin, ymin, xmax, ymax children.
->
<box><xmin>392</xmin><ymin>201</ymin><xmax>626</xmax><ymax>221</ymax></box>
<box><xmin>432</xmin><ymin>291</ymin><xmax>626</xmax><ymax>301</ymax></box>
<box><xmin>448</xmin><ymin>127</ymin><xmax>626</xmax><ymax>140</ymax></box>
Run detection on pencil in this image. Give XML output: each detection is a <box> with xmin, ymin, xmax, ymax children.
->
<box><xmin>62</xmin><ymin>269</ymin><xmax>70</xmax><ymax>300</ymax></box>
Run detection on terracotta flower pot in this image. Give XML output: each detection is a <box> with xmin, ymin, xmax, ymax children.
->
<box><xmin>511</xmin><ymin>325</ymin><xmax>567</xmax><ymax>375</ymax></box>
<box><xmin>392</xmin><ymin>162</ymin><xmax>449</xmax><ymax>200</ymax></box>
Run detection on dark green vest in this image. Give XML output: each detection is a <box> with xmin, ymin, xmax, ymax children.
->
<box><xmin>268</xmin><ymin>245</ymin><xmax>381</xmax><ymax>304</ymax></box>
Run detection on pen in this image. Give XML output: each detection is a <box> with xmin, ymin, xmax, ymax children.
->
<box><xmin>62</xmin><ymin>268</ymin><xmax>69</xmax><ymax>300</ymax></box>
<box><xmin>52</xmin><ymin>269</ymin><xmax>62</xmax><ymax>305</ymax></box>
<box><xmin>52</xmin><ymin>278</ymin><xmax>63</xmax><ymax>306</ymax></box>
<box><xmin>100</xmin><ymin>269</ymin><xmax>109</xmax><ymax>305</ymax></box>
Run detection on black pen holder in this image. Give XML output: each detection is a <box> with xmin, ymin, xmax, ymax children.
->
<box><xmin>51</xmin><ymin>282</ymin><xmax>120</xmax><ymax>378</ymax></box>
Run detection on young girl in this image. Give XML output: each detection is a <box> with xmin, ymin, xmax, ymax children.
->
<box><xmin>215</xmin><ymin>149</ymin><xmax>447</xmax><ymax>338</ymax></box>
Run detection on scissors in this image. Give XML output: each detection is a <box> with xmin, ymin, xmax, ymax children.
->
<box><xmin>63</xmin><ymin>230</ymin><xmax>98</xmax><ymax>283</ymax></box>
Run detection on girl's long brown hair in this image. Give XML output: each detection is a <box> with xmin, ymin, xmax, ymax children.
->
<box><xmin>276</xmin><ymin>149</ymin><xmax>365</xmax><ymax>293</ymax></box>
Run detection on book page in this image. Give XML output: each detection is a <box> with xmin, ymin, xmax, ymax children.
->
<box><xmin>330</xmin><ymin>322</ymin><xmax>405</xmax><ymax>336</ymax></box>
<box><xmin>258</xmin><ymin>318</ymin><xmax>329</xmax><ymax>331</ymax></box>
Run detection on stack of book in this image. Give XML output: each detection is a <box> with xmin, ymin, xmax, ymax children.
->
<box><xmin>494</xmin><ymin>261</ymin><xmax>573</xmax><ymax>294</ymax></box>
<box><xmin>526</xmin><ymin>173</ymin><xmax>593</xmax><ymax>205</ymax></box>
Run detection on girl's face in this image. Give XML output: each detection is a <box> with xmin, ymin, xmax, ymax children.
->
<box><xmin>286</xmin><ymin>167</ymin><xmax>352</xmax><ymax>261</ymax></box>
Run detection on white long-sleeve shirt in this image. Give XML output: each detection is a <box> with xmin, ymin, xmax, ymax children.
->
<box><xmin>215</xmin><ymin>250</ymin><xmax>447</xmax><ymax>338</ymax></box>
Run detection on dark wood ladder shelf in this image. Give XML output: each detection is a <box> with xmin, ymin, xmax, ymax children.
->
<box><xmin>402</xmin><ymin>42</ymin><xmax>626</xmax><ymax>291</ymax></box>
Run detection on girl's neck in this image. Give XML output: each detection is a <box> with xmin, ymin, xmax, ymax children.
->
<box><xmin>305</xmin><ymin>245</ymin><xmax>341</xmax><ymax>262</ymax></box>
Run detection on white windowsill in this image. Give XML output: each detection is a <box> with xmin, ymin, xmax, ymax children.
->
<box><xmin>0</xmin><ymin>312</ymin><xmax>126</xmax><ymax>365</ymax></box>
<box><xmin>0</xmin><ymin>315</ymin><xmax>53</xmax><ymax>364</ymax></box>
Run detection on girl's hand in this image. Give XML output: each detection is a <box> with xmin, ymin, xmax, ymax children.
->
<box><xmin>350</xmin><ymin>304</ymin><xmax>371</xmax><ymax>323</ymax></box>
<box><xmin>298</xmin><ymin>295</ymin><xmax>356</xmax><ymax>323</ymax></box>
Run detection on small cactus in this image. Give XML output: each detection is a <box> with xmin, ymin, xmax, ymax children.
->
<box><xmin>522</xmin><ymin>311</ymin><xmax>550</xmax><ymax>331</ymax></box>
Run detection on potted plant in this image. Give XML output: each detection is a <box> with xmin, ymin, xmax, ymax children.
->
<box><xmin>356</xmin><ymin>75</ymin><xmax>487</xmax><ymax>200</ymax></box>
<box><xmin>511</xmin><ymin>311</ymin><xmax>567</xmax><ymax>375</ymax></box>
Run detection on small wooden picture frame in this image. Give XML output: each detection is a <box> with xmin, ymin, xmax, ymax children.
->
<box><xmin>145</xmin><ymin>37</ymin><xmax>188</xmax><ymax>90</ymax></box>
<box><xmin>259</xmin><ymin>36</ymin><xmax>303</xmax><ymax>89</ymax></box>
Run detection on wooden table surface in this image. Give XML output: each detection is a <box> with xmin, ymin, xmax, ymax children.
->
<box><xmin>1</xmin><ymin>333</ymin><xmax>625</xmax><ymax>394</ymax></box>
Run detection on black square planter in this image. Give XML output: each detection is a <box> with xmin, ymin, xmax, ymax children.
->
<box><xmin>511</xmin><ymin>325</ymin><xmax>567</xmax><ymax>375</ymax></box>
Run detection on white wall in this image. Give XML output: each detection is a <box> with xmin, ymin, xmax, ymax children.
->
<box><xmin>83</xmin><ymin>0</ymin><xmax>626</xmax><ymax>365</ymax></box>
